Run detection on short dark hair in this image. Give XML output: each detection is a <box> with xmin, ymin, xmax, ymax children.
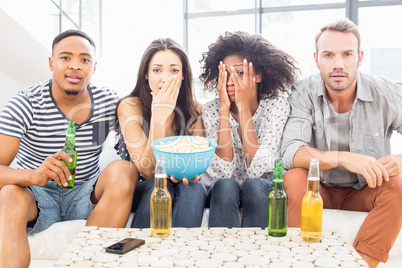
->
<box><xmin>52</xmin><ymin>29</ymin><xmax>96</xmax><ymax>52</ymax></box>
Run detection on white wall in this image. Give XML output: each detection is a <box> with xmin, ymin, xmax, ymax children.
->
<box><xmin>0</xmin><ymin>6</ymin><xmax>52</xmax><ymax>111</ymax></box>
<box><xmin>0</xmin><ymin>70</ymin><xmax>21</xmax><ymax>111</ymax></box>
<box><xmin>91</xmin><ymin>0</ymin><xmax>184</xmax><ymax>99</ymax></box>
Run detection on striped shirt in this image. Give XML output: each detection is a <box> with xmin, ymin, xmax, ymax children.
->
<box><xmin>0</xmin><ymin>79</ymin><xmax>118</xmax><ymax>182</ymax></box>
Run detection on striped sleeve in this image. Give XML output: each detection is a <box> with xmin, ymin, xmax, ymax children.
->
<box><xmin>0</xmin><ymin>92</ymin><xmax>33</xmax><ymax>139</ymax></box>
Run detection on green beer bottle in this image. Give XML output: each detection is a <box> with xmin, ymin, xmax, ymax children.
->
<box><xmin>268</xmin><ymin>159</ymin><xmax>288</xmax><ymax>236</ymax></box>
<box><xmin>58</xmin><ymin>121</ymin><xmax>77</xmax><ymax>189</ymax></box>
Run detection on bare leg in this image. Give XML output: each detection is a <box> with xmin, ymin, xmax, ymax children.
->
<box><xmin>0</xmin><ymin>185</ymin><xmax>39</xmax><ymax>268</ymax></box>
<box><xmin>86</xmin><ymin>160</ymin><xmax>138</xmax><ymax>227</ymax></box>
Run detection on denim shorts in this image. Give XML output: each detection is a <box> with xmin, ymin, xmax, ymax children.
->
<box><xmin>27</xmin><ymin>178</ymin><xmax>97</xmax><ymax>234</ymax></box>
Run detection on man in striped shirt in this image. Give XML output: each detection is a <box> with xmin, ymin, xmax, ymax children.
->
<box><xmin>0</xmin><ymin>30</ymin><xmax>138</xmax><ymax>267</ymax></box>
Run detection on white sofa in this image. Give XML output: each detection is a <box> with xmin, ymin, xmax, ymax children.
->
<box><xmin>26</xmin><ymin>137</ymin><xmax>402</xmax><ymax>267</ymax></box>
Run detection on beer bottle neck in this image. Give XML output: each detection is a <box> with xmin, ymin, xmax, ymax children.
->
<box><xmin>307</xmin><ymin>177</ymin><xmax>320</xmax><ymax>193</ymax></box>
<box><xmin>65</xmin><ymin>121</ymin><xmax>76</xmax><ymax>148</ymax></box>
<box><xmin>154</xmin><ymin>175</ymin><xmax>167</xmax><ymax>190</ymax></box>
<box><xmin>64</xmin><ymin>134</ymin><xmax>75</xmax><ymax>148</ymax></box>
<box><xmin>272</xmin><ymin>179</ymin><xmax>284</xmax><ymax>191</ymax></box>
<box><xmin>307</xmin><ymin>158</ymin><xmax>320</xmax><ymax>193</ymax></box>
<box><xmin>272</xmin><ymin>159</ymin><xmax>284</xmax><ymax>191</ymax></box>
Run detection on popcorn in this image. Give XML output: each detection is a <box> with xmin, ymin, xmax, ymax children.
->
<box><xmin>155</xmin><ymin>136</ymin><xmax>212</xmax><ymax>153</ymax></box>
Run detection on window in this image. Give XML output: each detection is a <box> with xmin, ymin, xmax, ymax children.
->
<box><xmin>187</xmin><ymin>14</ymin><xmax>255</xmax><ymax>100</ymax></box>
<box><xmin>184</xmin><ymin>0</ymin><xmax>402</xmax><ymax>154</ymax></box>
<box><xmin>187</xmin><ymin>0</ymin><xmax>254</xmax><ymax>13</ymax></box>
<box><xmin>261</xmin><ymin>9</ymin><xmax>345</xmax><ymax>77</ymax></box>
<box><xmin>185</xmin><ymin>0</ymin><xmax>402</xmax><ymax>85</ymax></box>
<box><xmin>262</xmin><ymin>0</ymin><xmax>345</xmax><ymax>6</ymax></box>
<box><xmin>52</xmin><ymin>0</ymin><xmax>101</xmax><ymax>55</ymax></box>
<box><xmin>358</xmin><ymin>5</ymin><xmax>402</xmax><ymax>82</ymax></box>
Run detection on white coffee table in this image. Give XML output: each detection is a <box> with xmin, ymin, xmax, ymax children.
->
<box><xmin>54</xmin><ymin>227</ymin><xmax>368</xmax><ymax>267</ymax></box>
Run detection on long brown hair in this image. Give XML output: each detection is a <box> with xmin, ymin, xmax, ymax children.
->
<box><xmin>116</xmin><ymin>38</ymin><xmax>199</xmax><ymax>135</ymax></box>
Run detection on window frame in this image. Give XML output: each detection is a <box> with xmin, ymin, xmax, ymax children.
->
<box><xmin>183</xmin><ymin>0</ymin><xmax>402</xmax><ymax>51</ymax></box>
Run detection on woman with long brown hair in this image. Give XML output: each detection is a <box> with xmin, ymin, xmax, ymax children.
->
<box><xmin>116</xmin><ymin>38</ymin><xmax>206</xmax><ymax>228</ymax></box>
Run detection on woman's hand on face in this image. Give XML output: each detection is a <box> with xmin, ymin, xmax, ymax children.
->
<box><xmin>151</xmin><ymin>75</ymin><xmax>181</xmax><ymax>120</ymax></box>
<box><xmin>217</xmin><ymin>61</ymin><xmax>231</xmax><ymax>113</ymax></box>
<box><xmin>230</xmin><ymin>59</ymin><xmax>258</xmax><ymax>112</ymax></box>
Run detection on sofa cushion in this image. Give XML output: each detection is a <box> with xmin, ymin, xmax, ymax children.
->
<box><xmin>28</xmin><ymin>219</ymin><xmax>86</xmax><ymax>259</ymax></box>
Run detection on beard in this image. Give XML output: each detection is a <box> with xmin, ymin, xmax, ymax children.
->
<box><xmin>64</xmin><ymin>90</ymin><xmax>80</xmax><ymax>96</ymax></box>
<box><xmin>317</xmin><ymin>59</ymin><xmax>360</xmax><ymax>92</ymax></box>
<box><xmin>320</xmin><ymin>70</ymin><xmax>355</xmax><ymax>92</ymax></box>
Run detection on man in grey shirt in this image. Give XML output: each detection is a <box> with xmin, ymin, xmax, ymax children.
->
<box><xmin>281</xmin><ymin>19</ymin><xmax>402</xmax><ymax>267</ymax></box>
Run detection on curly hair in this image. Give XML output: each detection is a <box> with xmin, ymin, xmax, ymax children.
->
<box><xmin>199</xmin><ymin>31</ymin><xmax>299</xmax><ymax>100</ymax></box>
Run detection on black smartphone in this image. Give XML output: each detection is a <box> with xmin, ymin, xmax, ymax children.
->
<box><xmin>105</xmin><ymin>238</ymin><xmax>145</xmax><ymax>254</ymax></box>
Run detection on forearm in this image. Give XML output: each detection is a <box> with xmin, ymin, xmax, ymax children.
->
<box><xmin>0</xmin><ymin>166</ymin><xmax>33</xmax><ymax>189</ymax></box>
<box><xmin>293</xmin><ymin>146</ymin><xmax>345</xmax><ymax>170</ymax></box>
<box><xmin>240</xmin><ymin>108</ymin><xmax>258</xmax><ymax>167</ymax></box>
<box><xmin>130</xmin><ymin>143</ymin><xmax>155</xmax><ymax>179</ymax></box>
<box><xmin>134</xmin><ymin>116</ymin><xmax>166</xmax><ymax>179</ymax></box>
<box><xmin>149</xmin><ymin>113</ymin><xmax>175</xmax><ymax>139</ymax></box>
<box><xmin>215</xmin><ymin>109</ymin><xmax>234</xmax><ymax>162</ymax></box>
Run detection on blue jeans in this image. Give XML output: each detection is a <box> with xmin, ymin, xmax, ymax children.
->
<box><xmin>28</xmin><ymin>179</ymin><xmax>97</xmax><ymax>234</ymax></box>
<box><xmin>207</xmin><ymin>178</ymin><xmax>272</xmax><ymax>228</ymax></box>
<box><xmin>131</xmin><ymin>178</ymin><xmax>207</xmax><ymax>228</ymax></box>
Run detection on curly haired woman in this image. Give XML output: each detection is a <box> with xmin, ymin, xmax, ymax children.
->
<box><xmin>199</xmin><ymin>31</ymin><xmax>299</xmax><ymax>228</ymax></box>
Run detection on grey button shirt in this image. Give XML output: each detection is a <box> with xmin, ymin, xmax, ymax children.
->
<box><xmin>281</xmin><ymin>71</ymin><xmax>402</xmax><ymax>190</ymax></box>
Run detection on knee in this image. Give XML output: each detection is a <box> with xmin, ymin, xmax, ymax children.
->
<box><xmin>179</xmin><ymin>181</ymin><xmax>206</xmax><ymax>198</ymax></box>
<box><xmin>103</xmin><ymin>160</ymin><xmax>138</xmax><ymax>194</ymax></box>
<box><xmin>242</xmin><ymin>178</ymin><xmax>263</xmax><ymax>192</ymax></box>
<box><xmin>385</xmin><ymin>176</ymin><xmax>402</xmax><ymax>205</ymax></box>
<box><xmin>190</xmin><ymin>182</ymin><xmax>207</xmax><ymax>200</ymax></box>
<box><xmin>191</xmin><ymin>181</ymin><xmax>207</xmax><ymax>194</ymax></box>
<box><xmin>0</xmin><ymin>185</ymin><xmax>31</xmax><ymax>211</ymax></box>
<box><xmin>284</xmin><ymin>168</ymin><xmax>308</xmax><ymax>182</ymax></box>
<box><xmin>211</xmin><ymin>179</ymin><xmax>239</xmax><ymax>205</ymax></box>
<box><xmin>284</xmin><ymin>168</ymin><xmax>308</xmax><ymax>191</ymax></box>
<box><xmin>242</xmin><ymin>179</ymin><xmax>268</xmax><ymax>206</ymax></box>
<box><xmin>110</xmin><ymin>160</ymin><xmax>138</xmax><ymax>182</ymax></box>
<box><xmin>213</xmin><ymin>179</ymin><xmax>238</xmax><ymax>192</ymax></box>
